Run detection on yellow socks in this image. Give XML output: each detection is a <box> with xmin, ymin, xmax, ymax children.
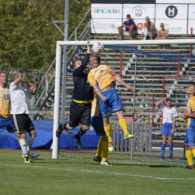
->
<box><xmin>102</xmin><ymin>139</ymin><xmax>108</xmax><ymax>162</ymax></box>
<box><xmin>104</xmin><ymin>124</ymin><xmax>112</xmax><ymax>143</ymax></box>
<box><xmin>186</xmin><ymin>150</ymin><xmax>194</xmax><ymax>166</ymax></box>
<box><xmin>96</xmin><ymin>137</ymin><xmax>103</xmax><ymax>157</ymax></box>
<box><xmin>192</xmin><ymin>149</ymin><xmax>195</xmax><ymax>157</ymax></box>
<box><xmin>119</xmin><ymin>118</ymin><xmax>128</xmax><ymax>134</ymax></box>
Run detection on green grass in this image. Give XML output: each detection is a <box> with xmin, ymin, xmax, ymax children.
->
<box><xmin>0</xmin><ymin>149</ymin><xmax>195</xmax><ymax>195</ymax></box>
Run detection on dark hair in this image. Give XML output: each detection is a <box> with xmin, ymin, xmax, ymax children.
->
<box><xmin>127</xmin><ymin>14</ymin><xmax>131</xmax><ymax>18</ymax></box>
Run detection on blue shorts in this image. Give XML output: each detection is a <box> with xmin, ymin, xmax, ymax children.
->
<box><xmin>99</xmin><ymin>89</ymin><xmax>122</xmax><ymax>118</ymax></box>
<box><xmin>0</xmin><ymin>117</ymin><xmax>16</xmax><ymax>132</ymax></box>
<box><xmin>161</xmin><ymin>123</ymin><xmax>173</xmax><ymax>136</ymax></box>
<box><xmin>184</xmin><ymin>127</ymin><xmax>195</xmax><ymax>147</ymax></box>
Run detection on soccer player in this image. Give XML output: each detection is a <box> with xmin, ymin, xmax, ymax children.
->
<box><xmin>156</xmin><ymin>97</ymin><xmax>178</xmax><ymax>160</ymax></box>
<box><xmin>183</xmin><ymin>83</ymin><xmax>195</xmax><ymax>169</ymax></box>
<box><xmin>0</xmin><ymin>71</ymin><xmax>19</xmax><ymax>136</ymax></box>
<box><xmin>10</xmin><ymin>72</ymin><xmax>39</xmax><ymax>163</ymax></box>
<box><xmin>56</xmin><ymin>43</ymin><xmax>94</xmax><ymax>148</ymax></box>
<box><xmin>88</xmin><ymin>55</ymin><xmax>134</xmax><ymax>152</ymax></box>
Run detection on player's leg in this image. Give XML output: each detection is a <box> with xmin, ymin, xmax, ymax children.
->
<box><xmin>185</xmin><ymin>128</ymin><xmax>195</xmax><ymax>169</ymax></box>
<box><xmin>103</xmin><ymin>117</ymin><xmax>114</xmax><ymax>152</ymax></box>
<box><xmin>161</xmin><ymin>135</ymin><xmax>167</xmax><ymax>160</ymax></box>
<box><xmin>11</xmin><ymin>114</ymin><xmax>31</xmax><ymax>163</ymax></box>
<box><xmin>116</xmin><ymin>110</ymin><xmax>134</xmax><ymax>139</ymax></box>
<box><xmin>100</xmin><ymin>136</ymin><xmax>110</xmax><ymax>165</ymax></box>
<box><xmin>168</xmin><ymin>124</ymin><xmax>174</xmax><ymax>160</ymax></box>
<box><xmin>25</xmin><ymin>115</ymin><xmax>39</xmax><ymax>159</ymax></box>
<box><xmin>168</xmin><ymin>136</ymin><xmax>173</xmax><ymax>160</ymax></box>
<box><xmin>74</xmin><ymin>103</ymin><xmax>91</xmax><ymax>148</ymax></box>
<box><xmin>94</xmin><ymin>136</ymin><xmax>103</xmax><ymax>162</ymax></box>
<box><xmin>56</xmin><ymin>101</ymin><xmax>77</xmax><ymax>137</ymax></box>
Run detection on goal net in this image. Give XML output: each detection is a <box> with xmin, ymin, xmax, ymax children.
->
<box><xmin>52</xmin><ymin>39</ymin><xmax>195</xmax><ymax>162</ymax></box>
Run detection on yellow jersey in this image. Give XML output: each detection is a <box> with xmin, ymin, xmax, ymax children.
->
<box><xmin>187</xmin><ymin>96</ymin><xmax>195</xmax><ymax>129</ymax></box>
<box><xmin>0</xmin><ymin>86</ymin><xmax>11</xmax><ymax>118</ymax></box>
<box><xmin>88</xmin><ymin>65</ymin><xmax>115</xmax><ymax>91</ymax></box>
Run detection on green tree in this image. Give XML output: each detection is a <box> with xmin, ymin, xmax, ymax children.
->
<box><xmin>0</xmin><ymin>0</ymin><xmax>90</xmax><ymax>73</ymax></box>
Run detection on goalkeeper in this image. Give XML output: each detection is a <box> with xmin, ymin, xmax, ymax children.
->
<box><xmin>56</xmin><ymin>42</ymin><xmax>94</xmax><ymax>148</ymax></box>
<box><xmin>88</xmin><ymin>54</ymin><xmax>134</xmax><ymax>152</ymax></box>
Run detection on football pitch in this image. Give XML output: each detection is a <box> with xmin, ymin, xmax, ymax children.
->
<box><xmin>0</xmin><ymin>149</ymin><xmax>195</xmax><ymax>195</ymax></box>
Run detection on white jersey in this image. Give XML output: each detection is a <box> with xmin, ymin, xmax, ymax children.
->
<box><xmin>160</xmin><ymin>105</ymin><xmax>178</xmax><ymax>124</ymax></box>
<box><xmin>9</xmin><ymin>82</ymin><xmax>32</xmax><ymax>114</ymax></box>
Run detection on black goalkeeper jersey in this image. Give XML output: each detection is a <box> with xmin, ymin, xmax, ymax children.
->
<box><xmin>72</xmin><ymin>53</ymin><xmax>94</xmax><ymax>101</ymax></box>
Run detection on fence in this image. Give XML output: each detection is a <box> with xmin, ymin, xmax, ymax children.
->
<box><xmin>112</xmin><ymin>122</ymin><xmax>152</xmax><ymax>153</ymax></box>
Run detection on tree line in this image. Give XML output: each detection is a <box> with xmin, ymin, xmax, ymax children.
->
<box><xmin>0</xmin><ymin>0</ymin><xmax>90</xmax><ymax>74</ymax></box>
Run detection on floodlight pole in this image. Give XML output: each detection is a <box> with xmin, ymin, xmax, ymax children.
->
<box><xmin>60</xmin><ymin>0</ymin><xmax>69</xmax><ymax>123</ymax></box>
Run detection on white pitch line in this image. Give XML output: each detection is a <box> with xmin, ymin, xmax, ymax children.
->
<box><xmin>0</xmin><ymin>163</ymin><xmax>195</xmax><ymax>181</ymax></box>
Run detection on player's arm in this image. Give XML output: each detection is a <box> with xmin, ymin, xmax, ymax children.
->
<box><xmin>171</xmin><ymin>117</ymin><xmax>176</xmax><ymax>134</ymax></box>
<box><xmin>73</xmin><ymin>43</ymin><xmax>91</xmax><ymax>75</ymax></box>
<box><xmin>115</xmin><ymin>74</ymin><xmax>133</xmax><ymax>90</ymax></box>
<box><xmin>92</xmin><ymin>84</ymin><xmax>106</xmax><ymax>102</ymax></box>
<box><xmin>183</xmin><ymin>112</ymin><xmax>195</xmax><ymax>119</ymax></box>
<box><xmin>155</xmin><ymin>98</ymin><xmax>166</xmax><ymax>108</ymax></box>
<box><xmin>30</xmin><ymin>77</ymin><xmax>39</xmax><ymax>95</ymax></box>
<box><xmin>183</xmin><ymin>100</ymin><xmax>195</xmax><ymax>119</ymax></box>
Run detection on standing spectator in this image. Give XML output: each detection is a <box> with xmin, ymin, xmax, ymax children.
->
<box><xmin>183</xmin><ymin>83</ymin><xmax>195</xmax><ymax>169</ymax></box>
<box><xmin>88</xmin><ymin>55</ymin><xmax>134</xmax><ymax>152</ymax></box>
<box><xmin>10</xmin><ymin>72</ymin><xmax>39</xmax><ymax>163</ymax></box>
<box><xmin>156</xmin><ymin>23</ymin><xmax>168</xmax><ymax>40</ymax></box>
<box><xmin>141</xmin><ymin>17</ymin><xmax>157</xmax><ymax>40</ymax></box>
<box><xmin>156</xmin><ymin>97</ymin><xmax>178</xmax><ymax>160</ymax></box>
<box><xmin>118</xmin><ymin>14</ymin><xmax>137</xmax><ymax>40</ymax></box>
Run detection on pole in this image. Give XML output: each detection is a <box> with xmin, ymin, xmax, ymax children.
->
<box><xmin>177</xmin><ymin>51</ymin><xmax>181</xmax><ymax>80</ymax></box>
<box><xmin>131</xmin><ymin>54</ymin><xmax>137</xmax><ymax>160</ymax></box>
<box><xmin>52</xmin><ymin>43</ymin><xmax>62</xmax><ymax>159</ymax></box>
<box><xmin>120</xmin><ymin>51</ymin><xmax>123</xmax><ymax>78</ymax></box>
<box><xmin>152</xmin><ymin>94</ymin><xmax>154</xmax><ymax>127</ymax></box>
<box><xmin>60</xmin><ymin>0</ymin><xmax>69</xmax><ymax>123</ymax></box>
<box><xmin>190</xmin><ymin>27</ymin><xmax>193</xmax><ymax>58</ymax></box>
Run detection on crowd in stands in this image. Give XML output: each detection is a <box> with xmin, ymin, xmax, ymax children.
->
<box><xmin>118</xmin><ymin>14</ymin><xmax>168</xmax><ymax>41</ymax></box>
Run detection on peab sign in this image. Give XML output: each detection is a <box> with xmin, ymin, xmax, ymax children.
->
<box><xmin>91</xmin><ymin>0</ymin><xmax>195</xmax><ymax>35</ymax></box>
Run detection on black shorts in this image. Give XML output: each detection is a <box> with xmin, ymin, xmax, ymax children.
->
<box><xmin>69</xmin><ymin>101</ymin><xmax>91</xmax><ymax>128</ymax></box>
<box><xmin>11</xmin><ymin>114</ymin><xmax>35</xmax><ymax>134</ymax></box>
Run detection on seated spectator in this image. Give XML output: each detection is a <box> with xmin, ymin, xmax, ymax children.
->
<box><xmin>118</xmin><ymin>14</ymin><xmax>137</xmax><ymax>40</ymax></box>
<box><xmin>156</xmin><ymin>23</ymin><xmax>168</xmax><ymax>40</ymax></box>
<box><xmin>141</xmin><ymin>17</ymin><xmax>157</xmax><ymax>40</ymax></box>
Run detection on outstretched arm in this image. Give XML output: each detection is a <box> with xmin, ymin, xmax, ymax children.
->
<box><xmin>115</xmin><ymin>74</ymin><xmax>133</xmax><ymax>90</ymax></box>
<box><xmin>156</xmin><ymin>98</ymin><xmax>166</xmax><ymax>108</ymax></box>
<box><xmin>73</xmin><ymin>43</ymin><xmax>91</xmax><ymax>76</ymax></box>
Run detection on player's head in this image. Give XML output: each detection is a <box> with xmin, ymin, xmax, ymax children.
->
<box><xmin>89</xmin><ymin>55</ymin><xmax>99</xmax><ymax>68</ymax></box>
<box><xmin>165</xmin><ymin>97</ymin><xmax>171</xmax><ymax>107</ymax></box>
<box><xmin>126</xmin><ymin>14</ymin><xmax>131</xmax><ymax>21</ymax></box>
<box><xmin>13</xmin><ymin>72</ymin><xmax>24</xmax><ymax>84</ymax></box>
<box><xmin>0</xmin><ymin>71</ymin><xmax>7</xmax><ymax>87</ymax></box>
<box><xmin>73</xmin><ymin>59</ymin><xmax>82</xmax><ymax>69</ymax></box>
<box><xmin>186</xmin><ymin>83</ymin><xmax>195</xmax><ymax>96</ymax></box>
